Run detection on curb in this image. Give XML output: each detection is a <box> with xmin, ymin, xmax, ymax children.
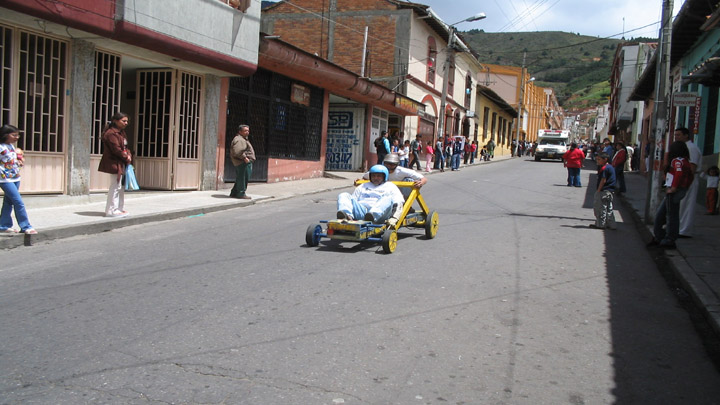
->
<box><xmin>618</xmin><ymin>194</ymin><xmax>720</xmax><ymax>338</ymax></box>
<box><xmin>1</xmin><ymin>198</ymin><xmax>260</xmax><ymax>250</ymax></box>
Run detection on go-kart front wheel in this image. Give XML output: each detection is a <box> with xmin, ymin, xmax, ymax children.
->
<box><xmin>424</xmin><ymin>210</ymin><xmax>439</xmax><ymax>239</ymax></box>
<box><xmin>382</xmin><ymin>230</ymin><xmax>398</xmax><ymax>254</ymax></box>
<box><xmin>306</xmin><ymin>223</ymin><xmax>323</xmax><ymax>247</ymax></box>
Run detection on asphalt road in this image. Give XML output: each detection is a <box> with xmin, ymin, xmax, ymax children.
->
<box><xmin>2</xmin><ymin>157</ymin><xmax>719</xmax><ymax>404</ymax></box>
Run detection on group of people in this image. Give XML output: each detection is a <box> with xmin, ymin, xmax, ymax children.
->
<box><xmin>374</xmin><ymin>131</ymin><xmax>491</xmax><ymax>173</ymax></box>
<box><xmin>587</xmin><ymin>127</ymin><xmax>717</xmax><ymax>251</ymax></box>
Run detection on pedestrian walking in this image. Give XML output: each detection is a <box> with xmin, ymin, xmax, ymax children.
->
<box><xmin>98</xmin><ymin>112</ymin><xmax>133</xmax><ymax>217</ymax></box>
<box><xmin>229</xmin><ymin>124</ymin><xmax>255</xmax><ymax>199</ymax></box>
<box><xmin>409</xmin><ymin>134</ymin><xmax>422</xmax><ymax>170</ymax></box>
<box><xmin>590</xmin><ymin>152</ymin><xmax>617</xmax><ymax>230</ymax></box>
<box><xmin>674</xmin><ymin>127</ymin><xmax>703</xmax><ymax>237</ymax></box>
<box><xmin>648</xmin><ymin>141</ymin><xmax>694</xmax><ymax>249</ymax></box>
<box><xmin>0</xmin><ymin>124</ymin><xmax>37</xmax><ymax>234</ymax></box>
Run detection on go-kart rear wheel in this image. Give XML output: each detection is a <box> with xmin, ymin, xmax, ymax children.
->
<box><xmin>382</xmin><ymin>230</ymin><xmax>398</xmax><ymax>254</ymax></box>
<box><xmin>306</xmin><ymin>223</ymin><xmax>322</xmax><ymax>247</ymax></box>
<box><xmin>424</xmin><ymin>210</ymin><xmax>439</xmax><ymax>239</ymax></box>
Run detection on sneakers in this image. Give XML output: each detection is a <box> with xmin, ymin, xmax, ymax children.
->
<box><xmin>22</xmin><ymin>228</ymin><xmax>38</xmax><ymax>235</ymax></box>
<box><xmin>337</xmin><ymin>211</ymin><xmax>351</xmax><ymax>220</ymax></box>
<box><xmin>1</xmin><ymin>228</ymin><xmax>18</xmax><ymax>234</ymax></box>
<box><xmin>106</xmin><ymin>210</ymin><xmax>129</xmax><ymax>218</ymax></box>
<box><xmin>364</xmin><ymin>212</ymin><xmax>375</xmax><ymax>222</ymax></box>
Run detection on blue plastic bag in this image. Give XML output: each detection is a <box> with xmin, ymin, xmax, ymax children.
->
<box><xmin>124</xmin><ymin>164</ymin><xmax>140</xmax><ymax>191</ymax></box>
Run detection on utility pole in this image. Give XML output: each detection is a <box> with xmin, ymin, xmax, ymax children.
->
<box><xmin>437</xmin><ymin>26</ymin><xmax>456</xmax><ymax>142</ymax></box>
<box><xmin>514</xmin><ymin>52</ymin><xmax>526</xmax><ymax>157</ymax></box>
<box><xmin>644</xmin><ymin>0</ymin><xmax>673</xmax><ymax>223</ymax></box>
<box><xmin>437</xmin><ymin>13</ymin><xmax>486</xmax><ymax>143</ymax></box>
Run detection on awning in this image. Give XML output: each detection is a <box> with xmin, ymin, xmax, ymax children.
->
<box><xmin>682</xmin><ymin>57</ymin><xmax>720</xmax><ymax>87</ymax></box>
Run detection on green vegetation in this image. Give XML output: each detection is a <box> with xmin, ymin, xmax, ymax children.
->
<box><xmin>462</xmin><ymin>30</ymin><xmax>653</xmax><ymax>109</ymax></box>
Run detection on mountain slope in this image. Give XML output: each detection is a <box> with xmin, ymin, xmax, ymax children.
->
<box><xmin>462</xmin><ymin>30</ymin><xmax>629</xmax><ymax>108</ymax></box>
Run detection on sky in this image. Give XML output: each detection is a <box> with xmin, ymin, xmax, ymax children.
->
<box><xmin>419</xmin><ymin>0</ymin><xmax>684</xmax><ymax>39</ymax></box>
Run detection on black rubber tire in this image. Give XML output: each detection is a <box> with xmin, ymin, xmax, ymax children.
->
<box><xmin>306</xmin><ymin>223</ymin><xmax>322</xmax><ymax>247</ymax></box>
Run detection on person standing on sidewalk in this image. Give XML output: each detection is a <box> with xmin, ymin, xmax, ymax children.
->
<box><xmin>674</xmin><ymin>127</ymin><xmax>703</xmax><ymax>237</ymax></box>
<box><xmin>611</xmin><ymin>140</ymin><xmax>627</xmax><ymax>195</ymax></box>
<box><xmin>590</xmin><ymin>152</ymin><xmax>617</xmax><ymax>229</ymax></box>
<box><xmin>424</xmin><ymin>142</ymin><xmax>434</xmax><ymax>173</ymax></box>
<box><xmin>0</xmin><ymin>125</ymin><xmax>37</xmax><ymax>234</ymax></box>
<box><xmin>375</xmin><ymin>130</ymin><xmax>390</xmax><ymax>165</ymax></box>
<box><xmin>98</xmin><ymin>112</ymin><xmax>132</xmax><ymax>218</ymax></box>
<box><xmin>649</xmin><ymin>141</ymin><xmax>694</xmax><ymax>249</ymax></box>
<box><xmin>229</xmin><ymin>124</ymin><xmax>255</xmax><ymax>200</ymax></box>
<box><xmin>486</xmin><ymin>139</ymin><xmax>495</xmax><ymax>160</ymax></box>
<box><xmin>434</xmin><ymin>136</ymin><xmax>445</xmax><ymax>171</ymax></box>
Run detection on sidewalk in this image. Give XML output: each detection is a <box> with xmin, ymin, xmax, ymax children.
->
<box><xmin>0</xmin><ymin>155</ymin><xmax>508</xmax><ymax>250</ymax></box>
<box><xmin>620</xmin><ymin>171</ymin><xmax>720</xmax><ymax>337</ymax></box>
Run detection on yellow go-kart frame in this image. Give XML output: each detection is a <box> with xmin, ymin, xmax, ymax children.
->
<box><xmin>305</xmin><ymin>181</ymin><xmax>439</xmax><ymax>254</ymax></box>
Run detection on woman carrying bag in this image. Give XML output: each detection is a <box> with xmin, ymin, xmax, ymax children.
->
<box><xmin>98</xmin><ymin>112</ymin><xmax>132</xmax><ymax>217</ymax></box>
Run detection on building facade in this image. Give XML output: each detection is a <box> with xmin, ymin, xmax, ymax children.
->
<box><xmin>262</xmin><ymin>0</ymin><xmax>484</xmax><ymax>166</ymax></box>
<box><xmin>1</xmin><ymin>0</ymin><xmax>259</xmax><ymax>195</ymax></box>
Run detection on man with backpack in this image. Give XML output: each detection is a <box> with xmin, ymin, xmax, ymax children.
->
<box><xmin>374</xmin><ymin>130</ymin><xmax>390</xmax><ymax>165</ymax></box>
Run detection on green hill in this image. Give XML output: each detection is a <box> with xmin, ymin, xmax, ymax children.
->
<box><xmin>461</xmin><ymin>30</ymin><xmax>639</xmax><ymax>109</ymax></box>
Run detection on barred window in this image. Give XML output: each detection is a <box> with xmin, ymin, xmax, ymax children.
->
<box><xmin>228</xmin><ymin>69</ymin><xmax>322</xmax><ymax>160</ymax></box>
<box><xmin>1</xmin><ymin>28</ymin><xmax>68</xmax><ymax>152</ymax></box>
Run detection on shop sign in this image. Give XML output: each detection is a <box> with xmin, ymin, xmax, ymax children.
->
<box><xmin>672</xmin><ymin>92</ymin><xmax>699</xmax><ymax>107</ymax></box>
<box><xmin>394</xmin><ymin>94</ymin><xmax>424</xmax><ymax>115</ymax></box>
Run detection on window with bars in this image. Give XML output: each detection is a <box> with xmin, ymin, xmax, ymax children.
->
<box><xmin>0</xmin><ymin>26</ymin><xmax>12</xmax><ymax>127</ymax></box>
<box><xmin>0</xmin><ymin>25</ymin><xmax>68</xmax><ymax>152</ymax></box>
<box><xmin>177</xmin><ymin>72</ymin><xmax>202</xmax><ymax>159</ymax></box>
<box><xmin>91</xmin><ymin>51</ymin><xmax>122</xmax><ymax>155</ymax></box>
<box><xmin>427</xmin><ymin>37</ymin><xmax>436</xmax><ymax>85</ymax></box>
<box><xmin>227</xmin><ymin>69</ymin><xmax>322</xmax><ymax>160</ymax></box>
<box><xmin>136</xmin><ymin>70</ymin><xmax>173</xmax><ymax>158</ymax></box>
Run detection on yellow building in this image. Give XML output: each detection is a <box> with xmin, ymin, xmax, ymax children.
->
<box><xmin>475</xmin><ymin>85</ymin><xmax>518</xmax><ymax>156</ymax></box>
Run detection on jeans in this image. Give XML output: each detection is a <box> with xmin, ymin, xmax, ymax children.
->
<box><xmin>567</xmin><ymin>168</ymin><xmax>581</xmax><ymax>187</ymax></box>
<box><xmin>337</xmin><ymin>192</ymin><xmax>394</xmax><ymax>222</ymax></box>
<box><xmin>451</xmin><ymin>153</ymin><xmax>461</xmax><ymax>170</ymax></box>
<box><xmin>593</xmin><ymin>190</ymin><xmax>616</xmax><ymax>229</ymax></box>
<box><xmin>436</xmin><ymin>153</ymin><xmax>445</xmax><ymax>170</ymax></box>
<box><xmin>654</xmin><ymin>189</ymin><xmax>687</xmax><ymax>243</ymax></box>
<box><xmin>0</xmin><ymin>181</ymin><xmax>32</xmax><ymax>232</ymax></box>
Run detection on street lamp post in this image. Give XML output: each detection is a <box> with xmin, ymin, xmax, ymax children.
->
<box><xmin>437</xmin><ymin>13</ymin><xmax>486</xmax><ymax>142</ymax></box>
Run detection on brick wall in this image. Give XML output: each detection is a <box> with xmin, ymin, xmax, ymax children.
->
<box><xmin>264</xmin><ymin>0</ymin><xmax>400</xmax><ymax>80</ymax></box>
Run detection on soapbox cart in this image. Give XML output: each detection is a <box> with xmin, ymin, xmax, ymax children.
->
<box><xmin>305</xmin><ymin>181</ymin><xmax>438</xmax><ymax>254</ymax></box>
